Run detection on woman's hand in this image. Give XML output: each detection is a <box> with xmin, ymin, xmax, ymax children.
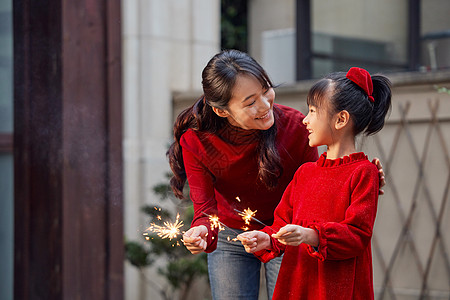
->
<box><xmin>237</xmin><ymin>231</ymin><xmax>271</xmax><ymax>253</ymax></box>
<box><xmin>182</xmin><ymin>225</ymin><xmax>208</xmax><ymax>254</ymax></box>
<box><xmin>272</xmin><ymin>225</ymin><xmax>318</xmax><ymax>247</ymax></box>
<box><xmin>372</xmin><ymin>157</ymin><xmax>385</xmax><ymax>195</ymax></box>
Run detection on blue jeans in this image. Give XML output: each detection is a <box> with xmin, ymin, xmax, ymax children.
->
<box><xmin>207</xmin><ymin>227</ymin><xmax>282</xmax><ymax>300</ymax></box>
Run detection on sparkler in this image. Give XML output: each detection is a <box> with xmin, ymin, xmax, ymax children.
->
<box><xmin>234</xmin><ymin>208</ymin><xmax>276</xmax><ymax>232</ymax></box>
<box><xmin>144</xmin><ymin>213</ymin><xmax>184</xmax><ymax>241</ymax></box>
<box><xmin>202</xmin><ymin>212</ymin><xmax>241</xmax><ymax>236</ymax></box>
<box><xmin>237</xmin><ymin>207</ymin><xmax>257</xmax><ymax>225</ymax></box>
<box><xmin>204</xmin><ymin>213</ymin><xmax>225</xmax><ymax>232</ymax></box>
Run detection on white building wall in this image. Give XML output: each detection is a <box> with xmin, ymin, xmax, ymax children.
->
<box><xmin>122</xmin><ymin>1</ymin><xmax>220</xmax><ymax>299</ymax></box>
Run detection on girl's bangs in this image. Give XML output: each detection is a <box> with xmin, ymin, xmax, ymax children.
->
<box><xmin>307</xmin><ymin>79</ymin><xmax>331</xmax><ymax>108</ymax></box>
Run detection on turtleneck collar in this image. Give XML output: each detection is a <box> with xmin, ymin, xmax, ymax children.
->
<box><xmin>316</xmin><ymin>152</ymin><xmax>367</xmax><ymax>167</ymax></box>
<box><xmin>217</xmin><ymin>121</ymin><xmax>259</xmax><ymax>145</ymax></box>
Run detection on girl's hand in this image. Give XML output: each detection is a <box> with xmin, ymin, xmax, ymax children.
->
<box><xmin>272</xmin><ymin>224</ymin><xmax>318</xmax><ymax>247</ymax></box>
<box><xmin>372</xmin><ymin>157</ymin><xmax>385</xmax><ymax>195</ymax></box>
<box><xmin>182</xmin><ymin>225</ymin><xmax>208</xmax><ymax>254</ymax></box>
<box><xmin>237</xmin><ymin>231</ymin><xmax>271</xmax><ymax>253</ymax></box>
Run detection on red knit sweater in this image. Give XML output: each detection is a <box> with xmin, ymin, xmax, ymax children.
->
<box><xmin>180</xmin><ymin>104</ymin><xmax>318</xmax><ymax>252</ymax></box>
<box><xmin>256</xmin><ymin>152</ymin><xmax>379</xmax><ymax>300</ymax></box>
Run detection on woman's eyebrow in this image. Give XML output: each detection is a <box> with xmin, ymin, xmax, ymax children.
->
<box><xmin>242</xmin><ymin>93</ymin><xmax>256</xmax><ymax>103</ymax></box>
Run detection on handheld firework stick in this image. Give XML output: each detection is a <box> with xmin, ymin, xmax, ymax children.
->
<box><xmin>234</xmin><ymin>208</ymin><xmax>276</xmax><ymax>233</ymax></box>
<box><xmin>143</xmin><ymin>213</ymin><xmax>184</xmax><ymax>241</ymax></box>
<box><xmin>202</xmin><ymin>212</ymin><xmax>241</xmax><ymax>236</ymax></box>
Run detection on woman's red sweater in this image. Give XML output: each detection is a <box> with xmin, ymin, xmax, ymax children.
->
<box><xmin>180</xmin><ymin>104</ymin><xmax>318</xmax><ymax>252</ymax></box>
<box><xmin>257</xmin><ymin>152</ymin><xmax>379</xmax><ymax>300</ymax></box>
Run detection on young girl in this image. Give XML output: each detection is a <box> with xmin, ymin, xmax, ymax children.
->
<box><xmin>238</xmin><ymin>67</ymin><xmax>392</xmax><ymax>299</ymax></box>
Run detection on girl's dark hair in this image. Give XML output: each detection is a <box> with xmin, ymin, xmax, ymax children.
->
<box><xmin>307</xmin><ymin>71</ymin><xmax>392</xmax><ymax>136</ymax></box>
<box><xmin>167</xmin><ymin>49</ymin><xmax>282</xmax><ymax>199</ymax></box>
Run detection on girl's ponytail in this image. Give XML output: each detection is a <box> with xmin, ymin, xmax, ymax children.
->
<box><xmin>365</xmin><ymin>75</ymin><xmax>392</xmax><ymax>135</ymax></box>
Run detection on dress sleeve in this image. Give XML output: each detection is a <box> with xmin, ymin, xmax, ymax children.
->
<box><xmin>306</xmin><ymin>165</ymin><xmax>379</xmax><ymax>261</ymax></box>
<box><xmin>182</xmin><ymin>146</ymin><xmax>219</xmax><ymax>253</ymax></box>
<box><xmin>253</xmin><ymin>171</ymin><xmax>299</xmax><ymax>262</ymax></box>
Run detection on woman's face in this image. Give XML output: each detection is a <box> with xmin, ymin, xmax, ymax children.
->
<box><xmin>220</xmin><ymin>74</ymin><xmax>275</xmax><ymax>130</ymax></box>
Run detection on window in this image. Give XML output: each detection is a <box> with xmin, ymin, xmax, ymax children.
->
<box><xmin>309</xmin><ymin>0</ymin><xmax>450</xmax><ymax>78</ymax></box>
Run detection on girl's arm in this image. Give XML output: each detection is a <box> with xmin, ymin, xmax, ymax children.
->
<box><xmin>237</xmin><ymin>231</ymin><xmax>272</xmax><ymax>253</ymax></box>
<box><xmin>272</xmin><ymin>224</ymin><xmax>318</xmax><ymax>247</ymax></box>
<box><xmin>307</xmin><ymin>165</ymin><xmax>379</xmax><ymax>261</ymax></box>
<box><xmin>244</xmin><ymin>172</ymin><xmax>299</xmax><ymax>262</ymax></box>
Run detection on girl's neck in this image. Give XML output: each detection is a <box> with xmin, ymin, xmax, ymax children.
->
<box><xmin>325</xmin><ymin>135</ymin><xmax>356</xmax><ymax>160</ymax></box>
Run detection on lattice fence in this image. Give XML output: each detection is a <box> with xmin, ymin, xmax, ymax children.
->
<box><xmin>362</xmin><ymin>97</ymin><xmax>450</xmax><ymax>299</ymax></box>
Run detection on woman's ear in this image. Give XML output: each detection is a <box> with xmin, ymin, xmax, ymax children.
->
<box><xmin>335</xmin><ymin>110</ymin><xmax>350</xmax><ymax>130</ymax></box>
<box><xmin>212</xmin><ymin>106</ymin><xmax>230</xmax><ymax>118</ymax></box>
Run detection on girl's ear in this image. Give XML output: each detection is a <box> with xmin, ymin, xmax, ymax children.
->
<box><xmin>212</xmin><ymin>106</ymin><xmax>230</xmax><ymax>118</ymax></box>
<box><xmin>335</xmin><ymin>110</ymin><xmax>350</xmax><ymax>130</ymax></box>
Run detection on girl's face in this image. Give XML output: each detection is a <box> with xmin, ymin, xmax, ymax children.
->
<box><xmin>303</xmin><ymin>90</ymin><xmax>336</xmax><ymax>147</ymax></box>
<box><xmin>221</xmin><ymin>74</ymin><xmax>275</xmax><ymax>130</ymax></box>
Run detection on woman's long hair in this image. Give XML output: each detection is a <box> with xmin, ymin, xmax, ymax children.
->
<box><xmin>167</xmin><ymin>49</ymin><xmax>283</xmax><ymax>199</ymax></box>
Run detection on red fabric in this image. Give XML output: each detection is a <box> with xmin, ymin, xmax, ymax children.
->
<box><xmin>180</xmin><ymin>104</ymin><xmax>318</xmax><ymax>252</ymax></box>
<box><xmin>257</xmin><ymin>152</ymin><xmax>379</xmax><ymax>300</ymax></box>
<box><xmin>346</xmin><ymin>67</ymin><xmax>374</xmax><ymax>102</ymax></box>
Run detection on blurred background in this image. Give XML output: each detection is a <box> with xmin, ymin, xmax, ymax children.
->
<box><xmin>2</xmin><ymin>0</ymin><xmax>450</xmax><ymax>299</ymax></box>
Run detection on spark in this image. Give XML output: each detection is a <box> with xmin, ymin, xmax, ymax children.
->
<box><xmin>238</xmin><ymin>208</ymin><xmax>257</xmax><ymax>225</ymax></box>
<box><xmin>207</xmin><ymin>214</ymin><xmax>225</xmax><ymax>232</ymax></box>
<box><xmin>144</xmin><ymin>213</ymin><xmax>184</xmax><ymax>241</ymax></box>
<box><xmin>234</xmin><ymin>208</ymin><xmax>276</xmax><ymax>232</ymax></box>
<box><xmin>227</xmin><ymin>236</ymin><xmax>239</xmax><ymax>242</ymax></box>
<box><xmin>202</xmin><ymin>212</ymin><xmax>241</xmax><ymax>236</ymax></box>
<box><xmin>235</xmin><ymin>196</ymin><xmax>241</xmax><ymax>202</ymax></box>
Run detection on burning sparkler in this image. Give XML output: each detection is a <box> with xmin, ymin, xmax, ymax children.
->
<box><xmin>234</xmin><ymin>208</ymin><xmax>276</xmax><ymax>232</ymax></box>
<box><xmin>237</xmin><ymin>208</ymin><xmax>257</xmax><ymax>225</ymax></box>
<box><xmin>202</xmin><ymin>212</ymin><xmax>241</xmax><ymax>237</ymax></box>
<box><xmin>205</xmin><ymin>213</ymin><xmax>225</xmax><ymax>232</ymax></box>
<box><xmin>144</xmin><ymin>213</ymin><xmax>184</xmax><ymax>241</ymax></box>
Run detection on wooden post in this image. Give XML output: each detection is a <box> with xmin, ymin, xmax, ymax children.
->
<box><xmin>408</xmin><ymin>0</ymin><xmax>421</xmax><ymax>71</ymax></box>
<box><xmin>13</xmin><ymin>0</ymin><xmax>123</xmax><ymax>299</ymax></box>
<box><xmin>296</xmin><ymin>0</ymin><xmax>312</xmax><ymax>80</ymax></box>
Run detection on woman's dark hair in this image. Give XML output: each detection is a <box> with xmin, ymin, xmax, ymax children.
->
<box><xmin>307</xmin><ymin>70</ymin><xmax>392</xmax><ymax>136</ymax></box>
<box><xmin>167</xmin><ymin>49</ymin><xmax>282</xmax><ymax>199</ymax></box>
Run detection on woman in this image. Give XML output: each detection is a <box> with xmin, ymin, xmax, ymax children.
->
<box><xmin>167</xmin><ymin>50</ymin><xmax>384</xmax><ymax>299</ymax></box>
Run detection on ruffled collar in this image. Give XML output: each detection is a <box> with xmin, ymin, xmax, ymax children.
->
<box><xmin>316</xmin><ymin>152</ymin><xmax>367</xmax><ymax>167</ymax></box>
<box><xmin>217</xmin><ymin>121</ymin><xmax>259</xmax><ymax>145</ymax></box>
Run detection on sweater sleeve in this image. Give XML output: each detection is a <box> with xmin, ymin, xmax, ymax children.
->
<box><xmin>182</xmin><ymin>145</ymin><xmax>218</xmax><ymax>253</ymax></box>
<box><xmin>306</xmin><ymin>165</ymin><xmax>379</xmax><ymax>261</ymax></box>
<box><xmin>253</xmin><ymin>172</ymin><xmax>299</xmax><ymax>262</ymax></box>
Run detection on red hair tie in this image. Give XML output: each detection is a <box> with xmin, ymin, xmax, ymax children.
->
<box><xmin>346</xmin><ymin>67</ymin><xmax>374</xmax><ymax>103</ymax></box>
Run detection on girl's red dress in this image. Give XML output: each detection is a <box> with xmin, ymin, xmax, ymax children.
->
<box><xmin>180</xmin><ymin>104</ymin><xmax>318</xmax><ymax>252</ymax></box>
<box><xmin>256</xmin><ymin>152</ymin><xmax>379</xmax><ymax>300</ymax></box>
